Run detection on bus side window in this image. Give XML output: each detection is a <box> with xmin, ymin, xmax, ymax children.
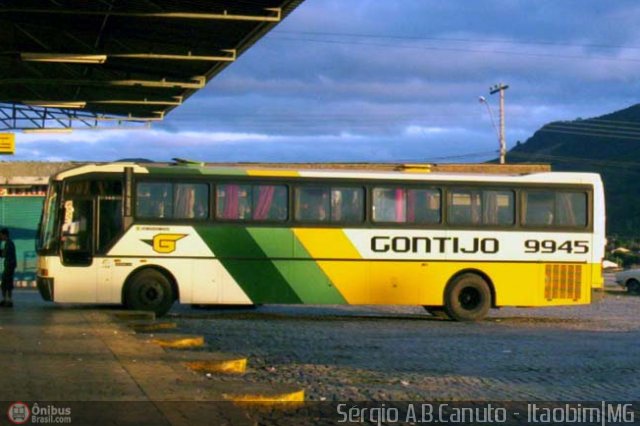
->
<box><xmin>252</xmin><ymin>184</ymin><xmax>288</xmax><ymax>221</ymax></box>
<box><xmin>523</xmin><ymin>191</ymin><xmax>555</xmax><ymax>226</ymax></box>
<box><xmin>523</xmin><ymin>189</ymin><xmax>591</xmax><ymax>228</ymax></box>
<box><xmin>136</xmin><ymin>182</ymin><xmax>173</xmax><ymax>219</ymax></box>
<box><xmin>372</xmin><ymin>187</ymin><xmax>440</xmax><ymax>225</ymax></box>
<box><xmin>216</xmin><ymin>184</ymin><xmax>251</xmax><ymax>220</ymax></box>
<box><xmin>295</xmin><ymin>187</ymin><xmax>330</xmax><ymax>222</ymax></box>
<box><xmin>372</xmin><ymin>188</ymin><xmax>406</xmax><ymax>223</ymax></box>
<box><xmin>483</xmin><ymin>190</ymin><xmax>514</xmax><ymax>225</ymax></box>
<box><xmin>269</xmin><ymin>186</ymin><xmax>289</xmax><ymax>221</ymax></box>
<box><xmin>217</xmin><ymin>184</ymin><xmax>287</xmax><ymax>222</ymax></box>
<box><xmin>331</xmin><ymin>187</ymin><xmax>364</xmax><ymax>223</ymax></box>
<box><xmin>174</xmin><ymin>183</ymin><xmax>209</xmax><ymax>219</ymax></box>
<box><xmin>407</xmin><ymin>189</ymin><xmax>441</xmax><ymax>224</ymax></box>
<box><xmin>557</xmin><ymin>192</ymin><xmax>587</xmax><ymax>227</ymax></box>
<box><xmin>448</xmin><ymin>190</ymin><xmax>482</xmax><ymax>225</ymax></box>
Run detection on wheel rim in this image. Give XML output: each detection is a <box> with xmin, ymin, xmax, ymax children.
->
<box><xmin>458</xmin><ymin>287</ymin><xmax>482</xmax><ymax>310</ymax></box>
<box><xmin>139</xmin><ymin>281</ymin><xmax>164</xmax><ymax>306</ymax></box>
<box><xmin>629</xmin><ymin>282</ymin><xmax>640</xmax><ymax>293</ymax></box>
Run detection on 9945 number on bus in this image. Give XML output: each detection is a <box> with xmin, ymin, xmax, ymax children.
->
<box><xmin>524</xmin><ymin>239</ymin><xmax>589</xmax><ymax>254</ymax></box>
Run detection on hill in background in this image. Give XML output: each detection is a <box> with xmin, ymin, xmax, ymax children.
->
<box><xmin>508</xmin><ymin>103</ymin><xmax>640</xmax><ymax>236</ymax></box>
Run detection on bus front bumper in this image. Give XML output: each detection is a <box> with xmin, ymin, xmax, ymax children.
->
<box><xmin>37</xmin><ymin>277</ymin><xmax>54</xmax><ymax>301</ymax></box>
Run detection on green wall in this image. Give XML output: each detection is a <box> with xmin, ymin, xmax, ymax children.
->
<box><xmin>0</xmin><ymin>197</ymin><xmax>44</xmax><ymax>281</ymax></box>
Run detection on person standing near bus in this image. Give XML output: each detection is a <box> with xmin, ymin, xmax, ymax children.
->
<box><xmin>0</xmin><ymin>228</ymin><xmax>16</xmax><ymax>307</ymax></box>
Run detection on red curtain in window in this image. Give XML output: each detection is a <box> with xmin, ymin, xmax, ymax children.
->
<box><xmin>223</xmin><ymin>185</ymin><xmax>239</xmax><ymax>219</ymax></box>
<box><xmin>253</xmin><ymin>186</ymin><xmax>275</xmax><ymax>220</ymax></box>
<box><xmin>395</xmin><ymin>189</ymin><xmax>405</xmax><ymax>221</ymax></box>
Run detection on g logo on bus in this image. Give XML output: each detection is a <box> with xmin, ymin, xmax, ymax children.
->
<box><xmin>143</xmin><ymin>234</ymin><xmax>187</xmax><ymax>254</ymax></box>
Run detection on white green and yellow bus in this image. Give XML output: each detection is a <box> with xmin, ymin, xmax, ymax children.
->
<box><xmin>36</xmin><ymin>162</ymin><xmax>605</xmax><ymax>321</ymax></box>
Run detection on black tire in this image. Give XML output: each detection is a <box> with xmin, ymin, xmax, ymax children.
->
<box><xmin>443</xmin><ymin>273</ymin><xmax>492</xmax><ymax>321</ymax></box>
<box><xmin>125</xmin><ymin>269</ymin><xmax>175</xmax><ymax>317</ymax></box>
<box><xmin>423</xmin><ymin>307</ymin><xmax>450</xmax><ymax>319</ymax></box>
<box><xmin>627</xmin><ymin>279</ymin><xmax>640</xmax><ymax>295</ymax></box>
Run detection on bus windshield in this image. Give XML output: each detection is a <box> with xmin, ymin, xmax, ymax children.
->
<box><xmin>37</xmin><ymin>181</ymin><xmax>62</xmax><ymax>253</ymax></box>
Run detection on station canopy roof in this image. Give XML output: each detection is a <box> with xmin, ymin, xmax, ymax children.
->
<box><xmin>0</xmin><ymin>0</ymin><xmax>303</xmax><ymax>131</ymax></box>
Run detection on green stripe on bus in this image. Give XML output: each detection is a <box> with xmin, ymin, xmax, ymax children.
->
<box><xmin>194</xmin><ymin>226</ymin><xmax>302</xmax><ymax>304</ymax></box>
<box><xmin>246</xmin><ymin>228</ymin><xmax>347</xmax><ymax>304</ymax></box>
<box><xmin>196</xmin><ymin>167</ymin><xmax>248</xmax><ymax>176</ymax></box>
<box><xmin>146</xmin><ymin>167</ymin><xmax>202</xmax><ymax>175</ymax></box>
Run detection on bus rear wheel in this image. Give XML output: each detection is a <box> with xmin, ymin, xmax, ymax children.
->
<box><xmin>125</xmin><ymin>269</ymin><xmax>175</xmax><ymax>317</ymax></box>
<box><xmin>444</xmin><ymin>273</ymin><xmax>492</xmax><ymax>321</ymax></box>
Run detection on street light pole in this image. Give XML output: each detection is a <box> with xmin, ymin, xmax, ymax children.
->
<box><xmin>489</xmin><ymin>83</ymin><xmax>509</xmax><ymax>164</ymax></box>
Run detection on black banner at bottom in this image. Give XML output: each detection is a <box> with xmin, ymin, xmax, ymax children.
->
<box><xmin>0</xmin><ymin>401</ymin><xmax>638</xmax><ymax>426</ymax></box>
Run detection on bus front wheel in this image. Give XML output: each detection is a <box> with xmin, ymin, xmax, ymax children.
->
<box><xmin>125</xmin><ymin>269</ymin><xmax>175</xmax><ymax>317</ymax></box>
<box><xmin>444</xmin><ymin>273</ymin><xmax>492</xmax><ymax>321</ymax></box>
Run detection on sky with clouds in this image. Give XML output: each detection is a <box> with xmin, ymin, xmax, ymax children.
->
<box><xmin>13</xmin><ymin>0</ymin><xmax>640</xmax><ymax>163</ymax></box>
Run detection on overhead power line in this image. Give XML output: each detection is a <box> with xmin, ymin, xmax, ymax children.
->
<box><xmin>270</xmin><ymin>33</ymin><xmax>640</xmax><ymax>64</ymax></box>
<box><xmin>416</xmin><ymin>150</ymin><xmax>498</xmax><ymax>162</ymax></box>
<box><xmin>276</xmin><ymin>30</ymin><xmax>640</xmax><ymax>52</ymax></box>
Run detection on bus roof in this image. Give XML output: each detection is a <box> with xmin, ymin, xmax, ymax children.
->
<box><xmin>53</xmin><ymin>162</ymin><xmax>601</xmax><ymax>185</ymax></box>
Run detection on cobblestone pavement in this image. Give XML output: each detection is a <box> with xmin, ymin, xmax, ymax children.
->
<box><xmin>171</xmin><ymin>277</ymin><xmax>640</xmax><ymax>402</ymax></box>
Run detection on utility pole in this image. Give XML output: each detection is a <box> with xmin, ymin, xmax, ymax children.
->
<box><xmin>489</xmin><ymin>83</ymin><xmax>509</xmax><ymax>164</ymax></box>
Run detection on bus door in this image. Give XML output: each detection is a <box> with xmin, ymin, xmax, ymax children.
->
<box><xmin>96</xmin><ymin>196</ymin><xmax>123</xmax><ymax>303</ymax></box>
<box><xmin>58</xmin><ymin>196</ymin><xmax>97</xmax><ymax>302</ymax></box>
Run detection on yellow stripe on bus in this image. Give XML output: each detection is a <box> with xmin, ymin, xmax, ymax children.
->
<box><xmin>293</xmin><ymin>228</ymin><xmax>370</xmax><ymax>303</ymax></box>
<box><xmin>293</xmin><ymin>229</ymin><xmax>360</xmax><ymax>259</ymax></box>
<box><xmin>296</xmin><ymin>229</ymin><xmax>598</xmax><ymax>307</ymax></box>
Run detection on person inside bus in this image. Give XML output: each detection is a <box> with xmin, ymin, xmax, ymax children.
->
<box><xmin>298</xmin><ymin>189</ymin><xmax>329</xmax><ymax>222</ymax></box>
<box><xmin>337</xmin><ymin>189</ymin><xmax>364</xmax><ymax>222</ymax></box>
<box><xmin>299</xmin><ymin>199</ymin><xmax>327</xmax><ymax>221</ymax></box>
<box><xmin>194</xmin><ymin>199</ymin><xmax>208</xmax><ymax>219</ymax></box>
<box><xmin>0</xmin><ymin>228</ymin><xmax>17</xmax><ymax>308</ymax></box>
<box><xmin>528</xmin><ymin>205</ymin><xmax>554</xmax><ymax>226</ymax></box>
<box><xmin>316</xmin><ymin>202</ymin><xmax>328</xmax><ymax>221</ymax></box>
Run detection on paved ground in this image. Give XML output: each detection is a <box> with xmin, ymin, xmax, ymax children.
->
<box><xmin>1</xmin><ymin>276</ymin><xmax>638</xmax><ymax>425</ymax></box>
<box><xmin>170</xmin><ymin>278</ymin><xmax>640</xmax><ymax>402</ymax></box>
<box><xmin>0</xmin><ymin>292</ymin><xmax>300</xmax><ymax>425</ymax></box>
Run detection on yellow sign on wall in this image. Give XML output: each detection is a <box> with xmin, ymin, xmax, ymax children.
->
<box><xmin>0</xmin><ymin>133</ymin><xmax>15</xmax><ymax>155</ymax></box>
